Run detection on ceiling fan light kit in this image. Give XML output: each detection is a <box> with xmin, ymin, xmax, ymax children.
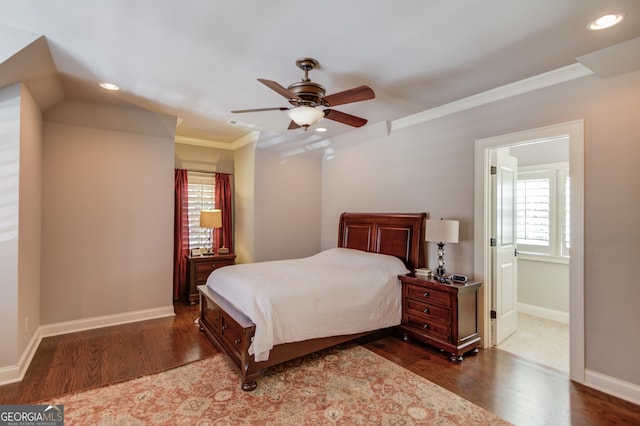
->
<box><xmin>231</xmin><ymin>57</ymin><xmax>375</xmax><ymax>131</ymax></box>
<box><xmin>287</xmin><ymin>106</ymin><xmax>325</xmax><ymax>129</ymax></box>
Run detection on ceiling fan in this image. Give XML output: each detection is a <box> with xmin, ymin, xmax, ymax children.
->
<box><xmin>231</xmin><ymin>57</ymin><xmax>375</xmax><ymax>131</ymax></box>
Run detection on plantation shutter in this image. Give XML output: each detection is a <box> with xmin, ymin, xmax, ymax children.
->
<box><xmin>187</xmin><ymin>172</ymin><xmax>215</xmax><ymax>249</ymax></box>
<box><xmin>516</xmin><ymin>165</ymin><xmax>570</xmax><ymax>259</ymax></box>
<box><xmin>516</xmin><ymin>174</ymin><xmax>551</xmax><ymax>252</ymax></box>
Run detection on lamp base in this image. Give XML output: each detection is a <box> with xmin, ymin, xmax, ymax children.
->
<box><xmin>436</xmin><ymin>242</ymin><xmax>447</xmax><ymax>277</ymax></box>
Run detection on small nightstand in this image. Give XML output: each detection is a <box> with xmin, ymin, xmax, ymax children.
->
<box><xmin>186</xmin><ymin>254</ymin><xmax>236</xmax><ymax>304</ymax></box>
<box><xmin>398</xmin><ymin>273</ymin><xmax>481</xmax><ymax>362</ymax></box>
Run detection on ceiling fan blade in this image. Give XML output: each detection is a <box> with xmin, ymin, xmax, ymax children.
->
<box><xmin>320</xmin><ymin>85</ymin><xmax>375</xmax><ymax>107</ymax></box>
<box><xmin>258</xmin><ymin>78</ymin><xmax>302</xmax><ymax>100</ymax></box>
<box><xmin>288</xmin><ymin>120</ymin><xmax>301</xmax><ymax>130</ymax></box>
<box><xmin>324</xmin><ymin>109</ymin><xmax>368</xmax><ymax>127</ymax></box>
<box><xmin>231</xmin><ymin>107</ymin><xmax>289</xmax><ymax>113</ymax></box>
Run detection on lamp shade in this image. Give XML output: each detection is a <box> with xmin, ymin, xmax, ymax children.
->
<box><xmin>287</xmin><ymin>106</ymin><xmax>324</xmax><ymax>127</ymax></box>
<box><xmin>199</xmin><ymin>209</ymin><xmax>222</xmax><ymax>229</ymax></box>
<box><xmin>425</xmin><ymin>219</ymin><xmax>459</xmax><ymax>243</ymax></box>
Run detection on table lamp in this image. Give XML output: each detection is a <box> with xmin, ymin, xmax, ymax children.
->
<box><xmin>199</xmin><ymin>209</ymin><xmax>222</xmax><ymax>255</ymax></box>
<box><xmin>425</xmin><ymin>218</ymin><xmax>459</xmax><ymax>278</ymax></box>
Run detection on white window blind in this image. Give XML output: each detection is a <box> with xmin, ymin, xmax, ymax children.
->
<box><xmin>516</xmin><ymin>164</ymin><xmax>570</xmax><ymax>259</ymax></box>
<box><xmin>517</xmin><ymin>176</ymin><xmax>550</xmax><ymax>248</ymax></box>
<box><xmin>187</xmin><ymin>172</ymin><xmax>215</xmax><ymax>249</ymax></box>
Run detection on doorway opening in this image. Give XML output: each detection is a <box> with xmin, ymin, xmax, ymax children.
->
<box><xmin>474</xmin><ymin>120</ymin><xmax>585</xmax><ymax>383</ymax></box>
<box><xmin>493</xmin><ymin>141</ymin><xmax>570</xmax><ymax>372</ymax></box>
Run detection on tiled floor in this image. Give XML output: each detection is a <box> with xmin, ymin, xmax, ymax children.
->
<box><xmin>497</xmin><ymin>312</ymin><xmax>569</xmax><ymax>373</ymax></box>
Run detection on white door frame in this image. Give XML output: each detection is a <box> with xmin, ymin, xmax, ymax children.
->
<box><xmin>474</xmin><ymin>120</ymin><xmax>585</xmax><ymax>383</ymax></box>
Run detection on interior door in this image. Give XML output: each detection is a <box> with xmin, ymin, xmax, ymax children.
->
<box><xmin>492</xmin><ymin>149</ymin><xmax>518</xmax><ymax>345</ymax></box>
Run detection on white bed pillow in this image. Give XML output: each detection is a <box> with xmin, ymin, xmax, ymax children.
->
<box><xmin>310</xmin><ymin>247</ymin><xmax>410</xmax><ymax>275</ymax></box>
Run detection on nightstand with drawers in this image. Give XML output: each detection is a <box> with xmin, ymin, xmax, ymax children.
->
<box><xmin>186</xmin><ymin>254</ymin><xmax>236</xmax><ymax>304</ymax></box>
<box><xmin>398</xmin><ymin>273</ymin><xmax>481</xmax><ymax>362</ymax></box>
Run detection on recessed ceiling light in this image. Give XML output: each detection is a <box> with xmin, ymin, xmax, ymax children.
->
<box><xmin>99</xmin><ymin>82</ymin><xmax>120</xmax><ymax>91</ymax></box>
<box><xmin>588</xmin><ymin>13</ymin><xmax>624</xmax><ymax>30</ymax></box>
<box><xmin>315</xmin><ymin>127</ymin><xmax>327</xmax><ymax>132</ymax></box>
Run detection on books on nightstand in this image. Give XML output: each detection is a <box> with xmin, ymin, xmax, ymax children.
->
<box><xmin>415</xmin><ymin>268</ymin><xmax>432</xmax><ymax>279</ymax></box>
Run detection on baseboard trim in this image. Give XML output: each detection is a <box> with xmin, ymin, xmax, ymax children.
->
<box><xmin>0</xmin><ymin>330</ymin><xmax>43</xmax><ymax>386</ymax></box>
<box><xmin>585</xmin><ymin>369</ymin><xmax>640</xmax><ymax>406</ymax></box>
<box><xmin>0</xmin><ymin>305</ymin><xmax>175</xmax><ymax>385</ymax></box>
<box><xmin>40</xmin><ymin>305</ymin><xmax>175</xmax><ymax>337</ymax></box>
<box><xmin>518</xmin><ymin>302</ymin><xmax>569</xmax><ymax>324</ymax></box>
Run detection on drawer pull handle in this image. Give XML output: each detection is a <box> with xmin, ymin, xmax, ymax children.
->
<box><xmin>423</xmin><ymin>324</ymin><xmax>429</xmax><ymax>330</ymax></box>
<box><xmin>221</xmin><ymin>324</ymin><xmax>228</xmax><ymax>330</ymax></box>
<box><xmin>423</xmin><ymin>308</ymin><xmax>430</xmax><ymax>314</ymax></box>
<box><xmin>234</xmin><ymin>338</ymin><xmax>241</xmax><ymax>345</ymax></box>
<box><xmin>423</xmin><ymin>292</ymin><xmax>429</xmax><ymax>298</ymax></box>
<box><xmin>213</xmin><ymin>316</ymin><xmax>219</xmax><ymax>321</ymax></box>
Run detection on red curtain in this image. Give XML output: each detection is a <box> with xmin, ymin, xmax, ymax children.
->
<box><xmin>173</xmin><ymin>169</ymin><xmax>190</xmax><ymax>301</ymax></box>
<box><xmin>215</xmin><ymin>173</ymin><xmax>233</xmax><ymax>253</ymax></box>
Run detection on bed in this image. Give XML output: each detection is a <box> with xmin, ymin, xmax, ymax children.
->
<box><xmin>197</xmin><ymin>212</ymin><xmax>426</xmax><ymax>391</ymax></box>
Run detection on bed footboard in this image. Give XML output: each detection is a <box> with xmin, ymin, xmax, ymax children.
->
<box><xmin>198</xmin><ymin>285</ymin><xmax>382</xmax><ymax>391</ymax></box>
<box><xmin>198</xmin><ymin>285</ymin><xmax>258</xmax><ymax>390</ymax></box>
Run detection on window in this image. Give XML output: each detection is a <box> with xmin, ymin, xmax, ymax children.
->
<box><xmin>187</xmin><ymin>172</ymin><xmax>215</xmax><ymax>249</ymax></box>
<box><xmin>517</xmin><ymin>174</ymin><xmax>550</xmax><ymax>248</ymax></box>
<box><xmin>516</xmin><ymin>163</ymin><xmax>570</xmax><ymax>258</ymax></box>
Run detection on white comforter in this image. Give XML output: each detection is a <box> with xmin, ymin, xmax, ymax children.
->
<box><xmin>206</xmin><ymin>247</ymin><xmax>408</xmax><ymax>362</ymax></box>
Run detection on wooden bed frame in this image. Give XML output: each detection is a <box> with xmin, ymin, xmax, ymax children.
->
<box><xmin>197</xmin><ymin>212</ymin><xmax>426</xmax><ymax>391</ymax></box>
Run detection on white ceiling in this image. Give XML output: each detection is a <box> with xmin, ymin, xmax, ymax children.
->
<box><xmin>1</xmin><ymin>1</ymin><xmax>639</xmax><ymax>153</ymax></box>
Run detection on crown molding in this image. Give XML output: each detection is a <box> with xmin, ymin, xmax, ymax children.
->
<box><xmin>175</xmin><ymin>130</ymin><xmax>259</xmax><ymax>150</ymax></box>
<box><xmin>391</xmin><ymin>62</ymin><xmax>594</xmax><ymax>132</ymax></box>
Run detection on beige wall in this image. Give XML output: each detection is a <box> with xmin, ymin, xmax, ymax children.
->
<box><xmin>321</xmin><ymin>70</ymin><xmax>640</xmax><ymax>387</ymax></box>
<box><xmin>0</xmin><ymin>84</ymin><xmax>21</xmax><ymax>366</ymax></box>
<box><xmin>232</xmin><ymin>142</ymin><xmax>255</xmax><ymax>264</ymax></box>
<box><xmin>233</xmin><ymin>139</ymin><xmax>322</xmax><ymax>264</ymax></box>
<box><xmin>0</xmin><ymin>82</ymin><xmax>42</xmax><ymax>369</ymax></box>
<box><xmin>40</xmin><ymin>100</ymin><xmax>175</xmax><ymax>324</ymax></box>
<box><xmin>253</xmin><ymin>148</ymin><xmax>321</xmax><ymax>262</ymax></box>
<box><xmin>17</xmin><ymin>84</ymin><xmax>42</xmax><ymax>359</ymax></box>
<box><xmin>582</xmin><ymin>71</ymin><xmax>640</xmax><ymax>383</ymax></box>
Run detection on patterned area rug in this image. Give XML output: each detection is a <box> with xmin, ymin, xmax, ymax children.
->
<box><xmin>43</xmin><ymin>344</ymin><xmax>510</xmax><ymax>425</ymax></box>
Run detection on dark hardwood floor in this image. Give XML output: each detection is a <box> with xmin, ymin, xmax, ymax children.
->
<box><xmin>1</xmin><ymin>303</ymin><xmax>639</xmax><ymax>425</ymax></box>
<box><xmin>0</xmin><ymin>304</ymin><xmax>217</xmax><ymax>405</ymax></box>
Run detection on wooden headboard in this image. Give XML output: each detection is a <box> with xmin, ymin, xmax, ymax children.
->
<box><xmin>338</xmin><ymin>212</ymin><xmax>426</xmax><ymax>271</ymax></box>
